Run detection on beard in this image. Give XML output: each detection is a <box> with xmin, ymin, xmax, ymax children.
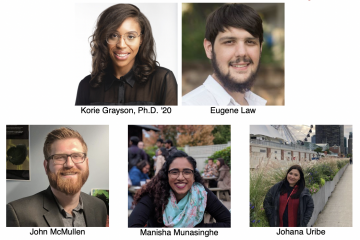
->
<box><xmin>211</xmin><ymin>49</ymin><xmax>260</xmax><ymax>94</ymax></box>
<box><xmin>47</xmin><ymin>165</ymin><xmax>89</xmax><ymax>195</ymax></box>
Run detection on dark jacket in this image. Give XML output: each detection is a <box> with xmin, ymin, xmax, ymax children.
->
<box><xmin>167</xmin><ymin>146</ymin><xmax>178</xmax><ymax>156</ymax></box>
<box><xmin>6</xmin><ymin>187</ymin><xmax>107</xmax><ymax>227</ymax></box>
<box><xmin>263</xmin><ymin>181</ymin><xmax>314</xmax><ymax>227</ymax></box>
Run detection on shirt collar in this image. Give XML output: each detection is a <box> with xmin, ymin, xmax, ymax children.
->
<box><xmin>203</xmin><ymin>75</ymin><xmax>267</xmax><ymax>106</ymax></box>
<box><xmin>104</xmin><ymin>67</ymin><xmax>136</xmax><ymax>92</ymax></box>
<box><xmin>53</xmin><ymin>194</ymin><xmax>84</xmax><ymax>217</ymax></box>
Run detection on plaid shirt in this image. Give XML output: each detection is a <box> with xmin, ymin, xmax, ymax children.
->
<box><xmin>203</xmin><ymin>164</ymin><xmax>218</xmax><ymax>177</ymax></box>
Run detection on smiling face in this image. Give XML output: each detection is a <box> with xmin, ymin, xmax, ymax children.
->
<box><xmin>287</xmin><ymin>169</ymin><xmax>301</xmax><ymax>187</ymax></box>
<box><xmin>204</xmin><ymin>27</ymin><xmax>262</xmax><ymax>93</ymax></box>
<box><xmin>44</xmin><ymin>138</ymin><xmax>89</xmax><ymax>195</ymax></box>
<box><xmin>168</xmin><ymin>157</ymin><xmax>195</xmax><ymax>201</ymax></box>
<box><xmin>208</xmin><ymin>160</ymin><xmax>213</xmax><ymax>166</ymax></box>
<box><xmin>142</xmin><ymin>164</ymin><xmax>150</xmax><ymax>174</ymax></box>
<box><xmin>108</xmin><ymin>17</ymin><xmax>142</xmax><ymax>77</ymax></box>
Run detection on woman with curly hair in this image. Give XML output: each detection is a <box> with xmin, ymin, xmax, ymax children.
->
<box><xmin>263</xmin><ymin>165</ymin><xmax>314</xmax><ymax>227</ymax></box>
<box><xmin>128</xmin><ymin>151</ymin><xmax>230</xmax><ymax>227</ymax></box>
<box><xmin>75</xmin><ymin>4</ymin><xmax>177</xmax><ymax>105</ymax></box>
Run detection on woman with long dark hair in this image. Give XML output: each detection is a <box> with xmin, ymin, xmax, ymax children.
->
<box><xmin>75</xmin><ymin>4</ymin><xmax>177</xmax><ymax>105</ymax></box>
<box><xmin>215</xmin><ymin>158</ymin><xmax>231</xmax><ymax>189</ymax></box>
<box><xmin>263</xmin><ymin>165</ymin><xmax>314</xmax><ymax>227</ymax></box>
<box><xmin>128</xmin><ymin>151</ymin><xmax>230</xmax><ymax>227</ymax></box>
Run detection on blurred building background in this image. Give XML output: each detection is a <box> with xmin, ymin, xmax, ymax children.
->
<box><xmin>315</xmin><ymin>125</ymin><xmax>345</xmax><ymax>155</ymax></box>
<box><xmin>182</xmin><ymin>3</ymin><xmax>284</xmax><ymax>105</ymax></box>
<box><xmin>348</xmin><ymin>132</ymin><xmax>353</xmax><ymax>157</ymax></box>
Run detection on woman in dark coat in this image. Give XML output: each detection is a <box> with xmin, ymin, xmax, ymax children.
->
<box><xmin>263</xmin><ymin>165</ymin><xmax>314</xmax><ymax>227</ymax></box>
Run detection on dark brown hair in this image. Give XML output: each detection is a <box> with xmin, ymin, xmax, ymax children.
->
<box><xmin>136</xmin><ymin>160</ymin><xmax>150</xmax><ymax>171</ymax></box>
<box><xmin>217</xmin><ymin>158</ymin><xmax>225</xmax><ymax>169</ymax></box>
<box><xmin>89</xmin><ymin>4</ymin><xmax>158</xmax><ymax>87</ymax></box>
<box><xmin>205</xmin><ymin>4</ymin><xmax>263</xmax><ymax>47</ymax></box>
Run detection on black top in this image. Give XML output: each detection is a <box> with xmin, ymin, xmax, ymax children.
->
<box><xmin>75</xmin><ymin>67</ymin><xmax>177</xmax><ymax>105</ymax></box>
<box><xmin>128</xmin><ymin>187</ymin><xmax>231</xmax><ymax>227</ymax></box>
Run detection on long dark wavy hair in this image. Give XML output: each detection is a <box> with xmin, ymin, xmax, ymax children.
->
<box><xmin>133</xmin><ymin>151</ymin><xmax>204</xmax><ymax>223</ymax></box>
<box><xmin>280</xmin><ymin>165</ymin><xmax>305</xmax><ymax>199</ymax></box>
<box><xmin>89</xmin><ymin>4</ymin><xmax>159</xmax><ymax>87</ymax></box>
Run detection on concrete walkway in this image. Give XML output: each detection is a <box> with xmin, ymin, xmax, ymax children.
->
<box><xmin>314</xmin><ymin>164</ymin><xmax>352</xmax><ymax>227</ymax></box>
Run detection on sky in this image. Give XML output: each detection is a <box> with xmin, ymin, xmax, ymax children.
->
<box><xmin>289</xmin><ymin>125</ymin><xmax>353</xmax><ymax>142</ymax></box>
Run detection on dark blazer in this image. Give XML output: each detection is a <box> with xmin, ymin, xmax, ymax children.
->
<box><xmin>6</xmin><ymin>187</ymin><xmax>107</xmax><ymax>227</ymax></box>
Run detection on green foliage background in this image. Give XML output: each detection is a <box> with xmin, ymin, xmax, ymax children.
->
<box><xmin>209</xmin><ymin>146</ymin><xmax>231</xmax><ymax>169</ymax></box>
<box><xmin>182</xmin><ymin>3</ymin><xmax>280</xmax><ymax>67</ymax></box>
<box><xmin>212</xmin><ymin>125</ymin><xmax>231</xmax><ymax>144</ymax></box>
<box><xmin>92</xmin><ymin>190</ymin><xmax>109</xmax><ymax>215</ymax></box>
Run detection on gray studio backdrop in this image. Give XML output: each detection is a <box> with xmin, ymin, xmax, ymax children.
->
<box><xmin>6</xmin><ymin>125</ymin><xmax>109</xmax><ymax>204</ymax></box>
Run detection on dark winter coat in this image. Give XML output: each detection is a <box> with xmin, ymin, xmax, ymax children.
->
<box><xmin>263</xmin><ymin>181</ymin><xmax>314</xmax><ymax>227</ymax></box>
<box><xmin>167</xmin><ymin>146</ymin><xmax>178</xmax><ymax>156</ymax></box>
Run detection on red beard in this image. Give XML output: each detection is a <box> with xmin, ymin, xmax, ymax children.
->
<box><xmin>47</xmin><ymin>167</ymin><xmax>89</xmax><ymax>195</ymax></box>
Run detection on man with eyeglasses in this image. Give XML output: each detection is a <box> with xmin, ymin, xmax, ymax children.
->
<box><xmin>6</xmin><ymin>127</ymin><xmax>107</xmax><ymax>227</ymax></box>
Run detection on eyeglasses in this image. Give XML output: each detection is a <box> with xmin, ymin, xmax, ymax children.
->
<box><xmin>168</xmin><ymin>169</ymin><xmax>194</xmax><ymax>179</ymax></box>
<box><xmin>106</xmin><ymin>32</ymin><xmax>142</xmax><ymax>45</ymax></box>
<box><xmin>47</xmin><ymin>153</ymin><xmax>87</xmax><ymax>165</ymax></box>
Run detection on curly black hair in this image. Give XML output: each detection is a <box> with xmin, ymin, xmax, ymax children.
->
<box><xmin>89</xmin><ymin>4</ymin><xmax>158</xmax><ymax>87</ymax></box>
<box><xmin>133</xmin><ymin>151</ymin><xmax>204</xmax><ymax>223</ymax></box>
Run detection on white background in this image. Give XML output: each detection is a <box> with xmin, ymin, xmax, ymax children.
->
<box><xmin>75</xmin><ymin>3</ymin><xmax>178</xmax><ymax>85</ymax></box>
<box><xmin>1</xmin><ymin>0</ymin><xmax>358</xmax><ymax>239</ymax></box>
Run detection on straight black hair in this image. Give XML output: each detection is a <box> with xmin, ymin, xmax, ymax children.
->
<box><xmin>280</xmin><ymin>165</ymin><xmax>305</xmax><ymax>199</ymax></box>
<box><xmin>217</xmin><ymin>158</ymin><xmax>225</xmax><ymax>169</ymax></box>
